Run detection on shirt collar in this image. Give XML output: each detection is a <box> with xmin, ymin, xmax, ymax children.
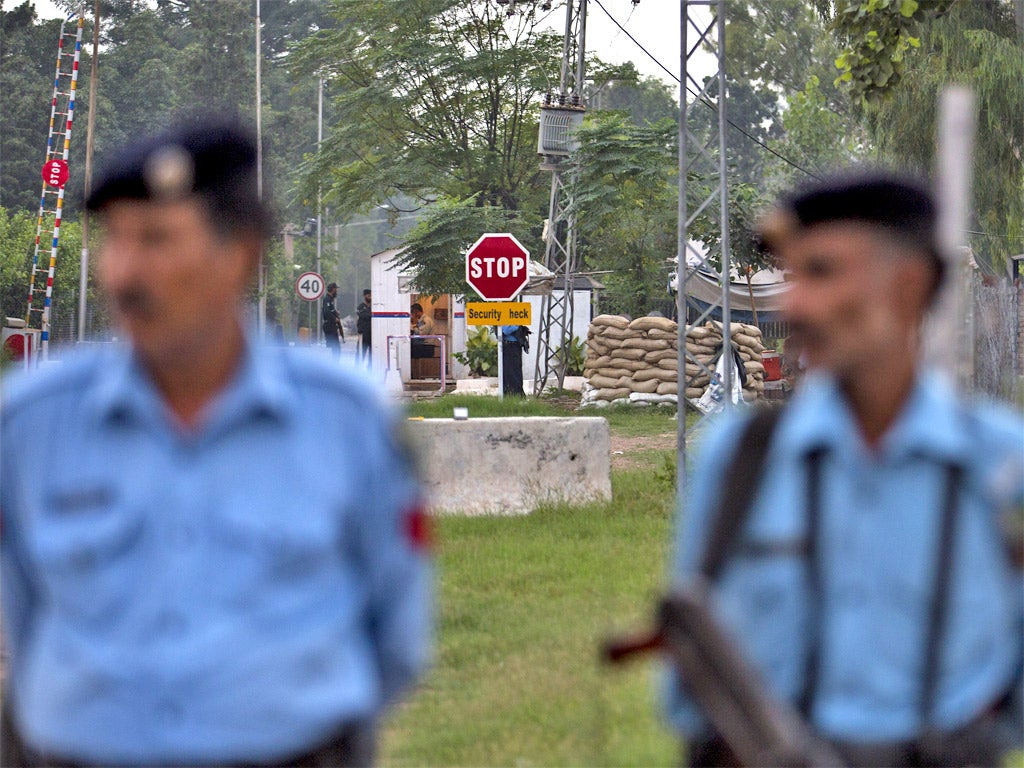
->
<box><xmin>782</xmin><ymin>370</ymin><xmax>970</xmax><ymax>464</ymax></box>
<box><xmin>89</xmin><ymin>336</ymin><xmax>294</xmax><ymax>433</ymax></box>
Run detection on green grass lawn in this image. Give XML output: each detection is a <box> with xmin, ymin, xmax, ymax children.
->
<box><xmin>384</xmin><ymin>396</ymin><xmax>682</xmax><ymax>766</ymax></box>
<box><xmin>384</xmin><ymin>396</ymin><xmax>1024</xmax><ymax>767</ymax></box>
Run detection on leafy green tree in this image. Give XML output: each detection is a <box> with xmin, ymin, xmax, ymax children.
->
<box><xmin>0</xmin><ymin>206</ymin><xmax>89</xmax><ymax>343</ymax></box>
<box><xmin>291</xmin><ymin>0</ymin><xmax>559</xmax><ymax>216</ymax></box>
<box><xmin>701</xmin><ymin>0</ymin><xmax>850</xmax><ymax>189</ymax></box>
<box><xmin>588</xmin><ymin>62</ymin><xmax>678</xmax><ymax>126</ymax></box>
<box><xmin>0</xmin><ymin>207</ymin><xmax>37</xmax><ymax>320</ymax></box>
<box><xmin>828</xmin><ymin>0</ymin><xmax>1024</xmax><ymax>271</ymax></box>
<box><xmin>569</xmin><ymin>113</ymin><xmax>678</xmax><ymax>318</ymax></box>
<box><xmin>388</xmin><ymin>195</ymin><xmax>536</xmax><ymax>299</ymax></box>
<box><xmin>0</xmin><ymin>4</ymin><xmax>69</xmax><ymax>212</ymax></box>
<box><xmin>764</xmin><ymin>74</ymin><xmax>863</xmax><ymax>190</ymax></box>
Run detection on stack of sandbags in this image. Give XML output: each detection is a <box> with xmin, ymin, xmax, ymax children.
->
<box><xmin>580</xmin><ymin>315</ymin><xmax>766</xmax><ymax>407</ymax></box>
<box><xmin>582</xmin><ymin>315</ymin><xmax>679</xmax><ymax>407</ymax></box>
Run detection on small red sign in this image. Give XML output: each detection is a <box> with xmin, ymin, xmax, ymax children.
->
<box><xmin>465</xmin><ymin>233</ymin><xmax>530</xmax><ymax>301</ymax></box>
<box><xmin>42</xmin><ymin>159</ymin><xmax>69</xmax><ymax>189</ymax></box>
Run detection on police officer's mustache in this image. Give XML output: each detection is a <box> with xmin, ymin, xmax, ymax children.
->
<box><xmin>112</xmin><ymin>287</ymin><xmax>158</xmax><ymax>319</ymax></box>
<box><xmin>786</xmin><ymin>321</ymin><xmax>825</xmax><ymax>350</ymax></box>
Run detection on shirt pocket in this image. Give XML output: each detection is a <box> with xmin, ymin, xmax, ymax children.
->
<box><xmin>721</xmin><ymin>538</ymin><xmax>811</xmax><ymax>697</ymax></box>
<box><xmin>32</xmin><ymin>482</ymin><xmax>145</xmax><ymax>621</ymax></box>
<box><xmin>210</xmin><ymin>497</ymin><xmax>340</xmax><ymax>585</ymax></box>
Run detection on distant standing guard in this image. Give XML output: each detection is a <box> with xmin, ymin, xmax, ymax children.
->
<box><xmin>322</xmin><ymin>281</ymin><xmax>343</xmax><ymax>357</ymax></box>
<box><xmin>500</xmin><ymin>325</ymin><xmax>530</xmax><ymax>397</ymax></box>
<box><xmin>357</xmin><ymin>289</ymin><xmax>372</xmax><ymax>364</ymax></box>
<box><xmin>0</xmin><ymin>118</ymin><xmax>432</xmax><ymax>768</ymax></box>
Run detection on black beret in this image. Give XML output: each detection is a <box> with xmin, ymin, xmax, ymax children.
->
<box><xmin>86</xmin><ymin>117</ymin><xmax>273</xmax><ymax>237</ymax></box>
<box><xmin>760</xmin><ymin>168</ymin><xmax>945</xmax><ymax>294</ymax></box>
<box><xmin>783</xmin><ymin>169</ymin><xmax>936</xmax><ymax>241</ymax></box>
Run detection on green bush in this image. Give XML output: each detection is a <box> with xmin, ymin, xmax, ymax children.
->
<box><xmin>453</xmin><ymin>326</ymin><xmax>497</xmax><ymax>376</ymax></box>
<box><xmin>554</xmin><ymin>335</ymin><xmax>587</xmax><ymax>376</ymax></box>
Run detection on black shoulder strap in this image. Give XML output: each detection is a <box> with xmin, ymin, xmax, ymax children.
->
<box><xmin>920</xmin><ymin>464</ymin><xmax>963</xmax><ymax>729</ymax></box>
<box><xmin>699</xmin><ymin>407</ymin><xmax>784</xmax><ymax>581</ymax></box>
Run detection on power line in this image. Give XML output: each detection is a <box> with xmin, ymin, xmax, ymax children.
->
<box><xmin>590</xmin><ymin>1</ymin><xmax>1020</xmax><ymax>245</ymax></box>
<box><xmin>591</xmin><ymin>0</ymin><xmax>823</xmax><ymax>179</ymax></box>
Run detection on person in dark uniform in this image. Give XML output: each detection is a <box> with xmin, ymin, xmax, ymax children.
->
<box><xmin>1</xmin><ymin>118</ymin><xmax>432</xmax><ymax>768</ymax></box>
<box><xmin>356</xmin><ymin>289</ymin><xmax>372</xmax><ymax>364</ymax></box>
<box><xmin>500</xmin><ymin>325</ymin><xmax>529</xmax><ymax>397</ymax></box>
<box><xmin>322</xmin><ymin>281</ymin><xmax>343</xmax><ymax>357</ymax></box>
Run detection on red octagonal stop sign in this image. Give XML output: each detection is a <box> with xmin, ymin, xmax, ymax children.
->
<box><xmin>465</xmin><ymin>233</ymin><xmax>530</xmax><ymax>301</ymax></box>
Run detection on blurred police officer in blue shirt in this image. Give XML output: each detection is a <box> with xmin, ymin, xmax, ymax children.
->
<box><xmin>667</xmin><ymin>171</ymin><xmax>1023</xmax><ymax>767</ymax></box>
<box><xmin>0</xmin><ymin>118</ymin><xmax>432</xmax><ymax>767</ymax></box>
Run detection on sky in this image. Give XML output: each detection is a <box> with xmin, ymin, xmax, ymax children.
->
<box><xmin>25</xmin><ymin>0</ymin><xmax>689</xmax><ymax>92</ymax></box>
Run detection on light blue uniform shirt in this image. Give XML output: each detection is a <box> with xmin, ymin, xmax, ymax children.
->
<box><xmin>1</xmin><ymin>341</ymin><xmax>432</xmax><ymax>765</ymax></box>
<box><xmin>667</xmin><ymin>372</ymin><xmax>1022</xmax><ymax>743</ymax></box>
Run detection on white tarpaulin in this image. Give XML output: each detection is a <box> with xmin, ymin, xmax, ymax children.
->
<box><xmin>670</xmin><ymin>268</ymin><xmax>791</xmax><ymax>313</ymax></box>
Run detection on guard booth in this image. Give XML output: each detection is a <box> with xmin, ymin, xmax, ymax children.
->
<box><xmin>370</xmin><ymin>247</ymin><xmax>594</xmax><ymax>390</ymax></box>
<box><xmin>370</xmin><ymin>248</ymin><xmax>463</xmax><ymax>387</ymax></box>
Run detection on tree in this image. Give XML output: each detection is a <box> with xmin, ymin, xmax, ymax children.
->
<box><xmin>588</xmin><ymin>62</ymin><xmax>678</xmax><ymax>126</ymax></box>
<box><xmin>569</xmin><ymin>113</ymin><xmax>678</xmax><ymax>318</ymax></box>
<box><xmin>828</xmin><ymin>0</ymin><xmax>1024</xmax><ymax>271</ymax></box>
<box><xmin>0</xmin><ymin>206</ymin><xmax>89</xmax><ymax>344</ymax></box>
<box><xmin>388</xmin><ymin>195</ymin><xmax>535</xmax><ymax>299</ymax></box>
<box><xmin>290</xmin><ymin>0</ymin><xmax>560</xmax><ymax>216</ymax></box>
<box><xmin>0</xmin><ymin>4</ymin><xmax>68</xmax><ymax>212</ymax></box>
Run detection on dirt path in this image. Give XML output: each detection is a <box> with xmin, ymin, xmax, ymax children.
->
<box><xmin>610</xmin><ymin>432</ymin><xmax>678</xmax><ymax>469</ymax></box>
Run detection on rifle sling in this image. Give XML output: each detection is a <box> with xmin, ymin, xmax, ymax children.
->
<box><xmin>700</xmin><ymin>407</ymin><xmax>963</xmax><ymax>733</ymax></box>
<box><xmin>699</xmin><ymin>409</ymin><xmax>783</xmax><ymax>582</ymax></box>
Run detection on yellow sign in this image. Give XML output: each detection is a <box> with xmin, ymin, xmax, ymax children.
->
<box><xmin>465</xmin><ymin>302</ymin><xmax>532</xmax><ymax>326</ymax></box>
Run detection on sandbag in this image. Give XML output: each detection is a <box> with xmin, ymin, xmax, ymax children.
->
<box><xmin>593</xmin><ymin>387</ymin><xmax>631</xmax><ymax>402</ymax></box>
<box><xmin>629</xmin><ymin>378</ymin><xmax>661</xmax><ymax>394</ymax></box>
<box><xmin>630</xmin><ymin>392</ymin><xmax>677</xmax><ymax>405</ymax></box>
<box><xmin>646</xmin><ymin>328</ymin><xmax>679</xmax><ymax>341</ymax></box>
<box><xmin>609</xmin><ymin>347</ymin><xmax>647</xmax><ymax>362</ymax></box>
<box><xmin>628</xmin><ymin>316</ymin><xmax>677</xmax><ymax>333</ymax></box>
<box><xmin>646</xmin><ymin>349</ymin><xmax>679</xmax><ymax>363</ymax></box>
<box><xmin>629</xmin><ymin>338</ymin><xmax>673</xmax><ymax>352</ymax></box>
<box><xmin>733</xmin><ymin>332</ymin><xmax>764</xmax><ymax>351</ymax></box>
<box><xmin>588</xmin><ymin>374</ymin><xmax>623</xmax><ymax>389</ymax></box>
<box><xmin>656</xmin><ymin>381</ymin><xmax>678</xmax><ymax>395</ymax></box>
<box><xmin>686</xmin><ymin>325</ymin><xmax>715</xmax><ymax>340</ymax></box>
<box><xmin>614</xmin><ymin>359</ymin><xmax>649</xmax><ymax>373</ymax></box>
<box><xmin>590</xmin><ymin>314</ymin><xmax>630</xmax><ymax>330</ymax></box>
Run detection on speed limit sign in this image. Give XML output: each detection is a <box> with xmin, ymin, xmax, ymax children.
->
<box><xmin>295</xmin><ymin>271</ymin><xmax>325</xmax><ymax>301</ymax></box>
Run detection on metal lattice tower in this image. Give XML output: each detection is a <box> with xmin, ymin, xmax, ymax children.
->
<box><xmin>533</xmin><ymin>0</ymin><xmax>587</xmax><ymax>393</ymax></box>
<box><xmin>26</xmin><ymin>8</ymin><xmax>85</xmax><ymax>359</ymax></box>
<box><xmin>676</xmin><ymin>1</ymin><xmax>734</xmax><ymax>481</ymax></box>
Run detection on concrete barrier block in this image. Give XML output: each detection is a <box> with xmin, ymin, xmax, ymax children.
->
<box><xmin>406</xmin><ymin>417</ymin><xmax>611</xmax><ymax>515</ymax></box>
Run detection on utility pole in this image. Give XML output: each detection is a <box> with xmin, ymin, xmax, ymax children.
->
<box><xmin>79</xmin><ymin>0</ymin><xmax>100</xmax><ymax>342</ymax></box>
<box><xmin>534</xmin><ymin>0</ymin><xmax>588</xmax><ymax>393</ymax></box>
<box><xmin>255</xmin><ymin>0</ymin><xmax>266</xmax><ymax>337</ymax></box>
<box><xmin>677</xmin><ymin>1</ymin><xmax>733</xmax><ymax>491</ymax></box>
